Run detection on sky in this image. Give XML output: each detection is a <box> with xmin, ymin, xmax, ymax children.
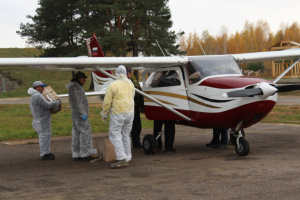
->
<box><xmin>0</xmin><ymin>0</ymin><xmax>300</xmax><ymax>48</ymax></box>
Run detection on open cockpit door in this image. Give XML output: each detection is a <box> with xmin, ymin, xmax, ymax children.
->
<box><xmin>142</xmin><ymin>67</ymin><xmax>190</xmax><ymax>120</ymax></box>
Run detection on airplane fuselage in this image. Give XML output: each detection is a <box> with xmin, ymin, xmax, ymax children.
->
<box><xmin>143</xmin><ymin>55</ymin><xmax>277</xmax><ymax>129</ymax></box>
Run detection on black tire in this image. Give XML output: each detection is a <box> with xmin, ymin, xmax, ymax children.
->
<box><xmin>235</xmin><ymin>137</ymin><xmax>250</xmax><ymax>156</ymax></box>
<box><xmin>230</xmin><ymin>129</ymin><xmax>245</xmax><ymax>146</ymax></box>
<box><xmin>143</xmin><ymin>134</ymin><xmax>158</xmax><ymax>154</ymax></box>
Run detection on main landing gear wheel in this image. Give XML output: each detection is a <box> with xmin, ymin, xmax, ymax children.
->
<box><xmin>143</xmin><ymin>134</ymin><xmax>158</xmax><ymax>154</ymax></box>
<box><xmin>235</xmin><ymin>137</ymin><xmax>250</xmax><ymax>156</ymax></box>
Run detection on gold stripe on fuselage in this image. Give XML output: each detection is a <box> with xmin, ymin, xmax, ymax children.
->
<box><xmin>188</xmin><ymin>97</ymin><xmax>221</xmax><ymax>109</ymax></box>
<box><xmin>143</xmin><ymin>91</ymin><xmax>188</xmax><ymax>100</ymax></box>
<box><xmin>144</xmin><ymin>98</ymin><xmax>177</xmax><ymax>106</ymax></box>
<box><xmin>144</xmin><ymin>90</ymin><xmax>221</xmax><ymax>109</ymax></box>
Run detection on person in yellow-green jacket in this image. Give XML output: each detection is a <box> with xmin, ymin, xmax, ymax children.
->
<box><xmin>101</xmin><ymin>65</ymin><xmax>135</xmax><ymax>168</ymax></box>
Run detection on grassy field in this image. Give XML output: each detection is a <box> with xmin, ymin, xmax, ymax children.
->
<box><xmin>261</xmin><ymin>105</ymin><xmax>300</xmax><ymax>124</ymax></box>
<box><xmin>0</xmin><ymin>104</ymin><xmax>153</xmax><ymax>141</ymax></box>
<box><xmin>0</xmin><ymin>103</ymin><xmax>299</xmax><ymax>141</ymax></box>
<box><xmin>0</xmin><ymin>48</ymin><xmax>92</xmax><ymax>98</ymax></box>
<box><xmin>0</xmin><ymin>48</ymin><xmax>43</xmax><ymax>58</ymax></box>
<box><xmin>0</xmin><ymin>67</ymin><xmax>93</xmax><ymax>98</ymax></box>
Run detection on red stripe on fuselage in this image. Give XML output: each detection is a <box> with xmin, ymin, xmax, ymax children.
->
<box><xmin>145</xmin><ymin>100</ymin><xmax>275</xmax><ymax>129</ymax></box>
<box><xmin>200</xmin><ymin>76</ymin><xmax>273</xmax><ymax>89</ymax></box>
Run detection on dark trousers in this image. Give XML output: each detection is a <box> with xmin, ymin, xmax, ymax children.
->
<box><xmin>131</xmin><ymin>111</ymin><xmax>142</xmax><ymax>147</ymax></box>
<box><xmin>212</xmin><ymin>128</ymin><xmax>228</xmax><ymax>145</ymax></box>
<box><xmin>153</xmin><ymin>120</ymin><xmax>175</xmax><ymax>150</ymax></box>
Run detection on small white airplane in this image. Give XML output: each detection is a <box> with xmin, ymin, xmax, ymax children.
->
<box><xmin>1</xmin><ymin>34</ymin><xmax>300</xmax><ymax>157</ymax></box>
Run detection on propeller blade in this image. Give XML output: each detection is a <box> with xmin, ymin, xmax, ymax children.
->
<box><xmin>275</xmin><ymin>84</ymin><xmax>300</xmax><ymax>93</ymax></box>
<box><xmin>226</xmin><ymin>88</ymin><xmax>263</xmax><ymax>97</ymax></box>
<box><xmin>225</xmin><ymin>82</ymin><xmax>278</xmax><ymax>98</ymax></box>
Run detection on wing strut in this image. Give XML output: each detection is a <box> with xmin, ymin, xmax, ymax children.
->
<box><xmin>94</xmin><ymin>67</ymin><xmax>191</xmax><ymax>121</ymax></box>
<box><xmin>273</xmin><ymin>58</ymin><xmax>300</xmax><ymax>84</ymax></box>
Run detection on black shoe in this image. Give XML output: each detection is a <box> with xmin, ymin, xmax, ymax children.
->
<box><xmin>81</xmin><ymin>156</ymin><xmax>94</xmax><ymax>161</ymax></box>
<box><xmin>41</xmin><ymin>154</ymin><xmax>55</xmax><ymax>160</ymax></box>
<box><xmin>165</xmin><ymin>148</ymin><xmax>177</xmax><ymax>153</ymax></box>
<box><xmin>206</xmin><ymin>141</ymin><xmax>219</xmax><ymax>147</ymax></box>
<box><xmin>48</xmin><ymin>153</ymin><xmax>55</xmax><ymax>158</ymax></box>
<box><xmin>73</xmin><ymin>157</ymin><xmax>82</xmax><ymax>161</ymax></box>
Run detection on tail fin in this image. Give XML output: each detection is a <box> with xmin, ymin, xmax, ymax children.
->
<box><xmin>86</xmin><ymin>33</ymin><xmax>105</xmax><ymax>57</ymax></box>
<box><xmin>86</xmin><ymin>34</ymin><xmax>114</xmax><ymax>97</ymax></box>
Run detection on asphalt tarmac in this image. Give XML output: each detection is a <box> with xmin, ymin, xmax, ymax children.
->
<box><xmin>1</xmin><ymin>122</ymin><xmax>300</xmax><ymax>199</ymax></box>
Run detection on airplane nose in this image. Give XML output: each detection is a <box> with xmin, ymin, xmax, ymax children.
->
<box><xmin>258</xmin><ymin>82</ymin><xmax>278</xmax><ymax>98</ymax></box>
<box><xmin>224</xmin><ymin>82</ymin><xmax>277</xmax><ymax>98</ymax></box>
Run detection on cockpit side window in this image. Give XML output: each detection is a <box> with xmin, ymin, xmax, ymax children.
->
<box><xmin>187</xmin><ymin>62</ymin><xmax>201</xmax><ymax>85</ymax></box>
<box><xmin>150</xmin><ymin>70</ymin><xmax>181</xmax><ymax>87</ymax></box>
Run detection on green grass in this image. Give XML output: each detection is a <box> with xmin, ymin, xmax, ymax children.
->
<box><xmin>0</xmin><ymin>104</ymin><xmax>153</xmax><ymax>141</ymax></box>
<box><xmin>0</xmin><ymin>103</ymin><xmax>299</xmax><ymax>141</ymax></box>
<box><xmin>0</xmin><ymin>67</ymin><xmax>93</xmax><ymax>98</ymax></box>
<box><xmin>0</xmin><ymin>48</ymin><xmax>43</xmax><ymax>58</ymax></box>
<box><xmin>0</xmin><ymin>48</ymin><xmax>92</xmax><ymax>98</ymax></box>
<box><xmin>261</xmin><ymin>105</ymin><xmax>300</xmax><ymax>124</ymax></box>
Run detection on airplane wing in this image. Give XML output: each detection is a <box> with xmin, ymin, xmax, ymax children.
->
<box><xmin>1</xmin><ymin>49</ymin><xmax>300</xmax><ymax>70</ymax></box>
<box><xmin>0</xmin><ymin>56</ymin><xmax>188</xmax><ymax>71</ymax></box>
<box><xmin>231</xmin><ymin>49</ymin><xmax>300</xmax><ymax>63</ymax></box>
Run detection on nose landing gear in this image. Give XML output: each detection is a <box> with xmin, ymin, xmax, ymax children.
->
<box><xmin>229</xmin><ymin>120</ymin><xmax>250</xmax><ymax>156</ymax></box>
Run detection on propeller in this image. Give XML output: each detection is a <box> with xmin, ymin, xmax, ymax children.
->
<box><xmin>225</xmin><ymin>88</ymin><xmax>263</xmax><ymax>97</ymax></box>
<box><xmin>275</xmin><ymin>84</ymin><xmax>300</xmax><ymax>93</ymax></box>
<box><xmin>225</xmin><ymin>83</ymin><xmax>300</xmax><ymax>98</ymax></box>
<box><xmin>224</xmin><ymin>82</ymin><xmax>278</xmax><ymax>98</ymax></box>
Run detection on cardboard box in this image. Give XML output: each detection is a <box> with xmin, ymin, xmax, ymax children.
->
<box><xmin>43</xmin><ymin>86</ymin><xmax>59</xmax><ymax>101</ymax></box>
<box><xmin>103</xmin><ymin>138</ymin><xmax>116</xmax><ymax>162</ymax></box>
<box><xmin>42</xmin><ymin>86</ymin><xmax>61</xmax><ymax>114</ymax></box>
<box><xmin>90</xmin><ymin>140</ymin><xmax>100</xmax><ymax>158</ymax></box>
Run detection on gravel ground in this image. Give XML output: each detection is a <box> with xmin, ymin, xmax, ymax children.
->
<box><xmin>1</xmin><ymin>123</ymin><xmax>300</xmax><ymax>200</ymax></box>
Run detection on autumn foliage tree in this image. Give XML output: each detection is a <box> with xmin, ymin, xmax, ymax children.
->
<box><xmin>181</xmin><ymin>20</ymin><xmax>300</xmax><ymax>56</ymax></box>
<box><xmin>180</xmin><ymin>20</ymin><xmax>300</xmax><ymax>77</ymax></box>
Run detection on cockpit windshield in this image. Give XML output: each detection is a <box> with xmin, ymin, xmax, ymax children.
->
<box><xmin>187</xmin><ymin>55</ymin><xmax>241</xmax><ymax>84</ymax></box>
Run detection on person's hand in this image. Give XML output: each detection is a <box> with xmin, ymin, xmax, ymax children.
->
<box><xmin>82</xmin><ymin>115</ymin><xmax>88</xmax><ymax>121</ymax></box>
<box><xmin>102</xmin><ymin>116</ymin><xmax>107</xmax><ymax>122</ymax></box>
<box><xmin>56</xmin><ymin>99</ymin><xmax>61</xmax><ymax>105</ymax></box>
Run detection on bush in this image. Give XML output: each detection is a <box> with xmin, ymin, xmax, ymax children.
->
<box><xmin>246</xmin><ymin>62</ymin><xmax>265</xmax><ymax>72</ymax></box>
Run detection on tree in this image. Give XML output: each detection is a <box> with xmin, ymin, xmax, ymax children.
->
<box><xmin>18</xmin><ymin>0</ymin><xmax>83</xmax><ymax>57</ymax></box>
<box><xmin>254</xmin><ymin>20</ymin><xmax>270</xmax><ymax>52</ymax></box>
<box><xmin>284</xmin><ymin>22</ymin><xmax>300</xmax><ymax>42</ymax></box>
<box><xmin>201</xmin><ymin>30</ymin><xmax>216</xmax><ymax>55</ymax></box>
<box><xmin>126</xmin><ymin>0</ymin><xmax>184</xmax><ymax>57</ymax></box>
<box><xmin>216</xmin><ymin>26</ymin><xmax>228</xmax><ymax>54</ymax></box>
<box><xmin>18</xmin><ymin>0</ymin><xmax>183</xmax><ymax>58</ymax></box>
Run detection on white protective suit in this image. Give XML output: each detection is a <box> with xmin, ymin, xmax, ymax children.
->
<box><xmin>101</xmin><ymin>65</ymin><xmax>135</xmax><ymax>162</ymax></box>
<box><xmin>66</xmin><ymin>81</ymin><xmax>93</xmax><ymax>158</ymax></box>
<box><xmin>28</xmin><ymin>87</ymin><xmax>61</xmax><ymax>157</ymax></box>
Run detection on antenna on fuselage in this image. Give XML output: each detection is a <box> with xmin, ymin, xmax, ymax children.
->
<box><xmin>196</xmin><ymin>38</ymin><xmax>206</xmax><ymax>56</ymax></box>
<box><xmin>155</xmin><ymin>39</ymin><xmax>166</xmax><ymax>57</ymax></box>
